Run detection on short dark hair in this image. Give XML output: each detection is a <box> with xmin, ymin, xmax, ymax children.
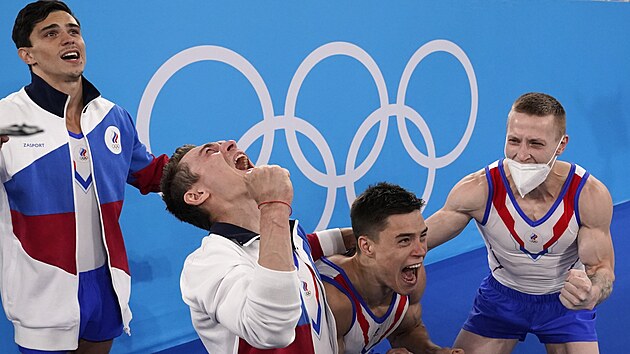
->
<box><xmin>160</xmin><ymin>144</ymin><xmax>213</xmax><ymax>231</ymax></box>
<box><xmin>511</xmin><ymin>92</ymin><xmax>566</xmax><ymax>138</ymax></box>
<box><xmin>12</xmin><ymin>0</ymin><xmax>79</xmax><ymax>49</ymax></box>
<box><xmin>351</xmin><ymin>182</ymin><xmax>425</xmax><ymax>243</ymax></box>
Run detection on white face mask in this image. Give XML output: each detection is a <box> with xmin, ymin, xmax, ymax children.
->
<box><xmin>505</xmin><ymin>137</ymin><xmax>564</xmax><ymax>198</ymax></box>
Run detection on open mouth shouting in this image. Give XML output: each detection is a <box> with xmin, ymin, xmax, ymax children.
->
<box><xmin>401</xmin><ymin>261</ymin><xmax>423</xmax><ymax>286</ymax></box>
<box><xmin>60</xmin><ymin>50</ymin><xmax>80</xmax><ymax>62</ymax></box>
<box><xmin>234</xmin><ymin>152</ymin><xmax>254</xmax><ymax>171</ymax></box>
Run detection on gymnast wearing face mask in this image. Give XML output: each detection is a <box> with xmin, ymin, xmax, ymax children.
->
<box><xmin>424</xmin><ymin>92</ymin><xmax>615</xmax><ymax>354</ymax></box>
<box><xmin>504</xmin><ymin>136</ymin><xmax>564</xmax><ymax>198</ymax></box>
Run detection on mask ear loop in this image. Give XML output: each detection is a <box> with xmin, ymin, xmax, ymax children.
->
<box><xmin>547</xmin><ymin>135</ymin><xmax>566</xmax><ymax>167</ymax></box>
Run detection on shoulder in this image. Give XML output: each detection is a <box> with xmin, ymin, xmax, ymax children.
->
<box><xmin>0</xmin><ymin>90</ymin><xmax>31</xmax><ymax>114</ymax></box>
<box><xmin>445</xmin><ymin>167</ymin><xmax>489</xmax><ymax>211</ymax></box>
<box><xmin>578</xmin><ymin>173</ymin><xmax>613</xmax><ymax>228</ymax></box>
<box><xmin>96</xmin><ymin>98</ymin><xmax>128</xmax><ymax>118</ymax></box>
<box><xmin>457</xmin><ymin>168</ymin><xmax>489</xmax><ymax>189</ymax></box>
<box><xmin>323</xmin><ymin>279</ymin><xmax>354</xmax><ymax>335</ymax></box>
<box><xmin>183</xmin><ymin>235</ymin><xmax>253</xmax><ymax>272</ymax></box>
<box><xmin>318</xmin><ymin>255</ymin><xmax>351</xmax><ymax>285</ymax></box>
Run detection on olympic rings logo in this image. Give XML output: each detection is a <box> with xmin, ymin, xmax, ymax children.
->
<box><xmin>136</xmin><ymin>40</ymin><xmax>478</xmax><ymax>230</ymax></box>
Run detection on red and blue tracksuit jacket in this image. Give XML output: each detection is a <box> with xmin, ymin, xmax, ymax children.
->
<box><xmin>0</xmin><ymin>73</ymin><xmax>167</xmax><ymax>350</ymax></box>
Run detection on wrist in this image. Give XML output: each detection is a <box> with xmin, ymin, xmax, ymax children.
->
<box><xmin>258</xmin><ymin>200</ymin><xmax>292</xmax><ymax>216</ymax></box>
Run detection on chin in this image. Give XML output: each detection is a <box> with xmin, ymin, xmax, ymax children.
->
<box><xmin>394</xmin><ymin>282</ymin><xmax>416</xmax><ymax>295</ymax></box>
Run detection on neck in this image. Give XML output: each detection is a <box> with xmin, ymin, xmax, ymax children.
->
<box><xmin>32</xmin><ymin>70</ymin><xmax>85</xmax><ymax>132</ymax></box>
<box><xmin>213</xmin><ymin>198</ymin><xmax>261</xmax><ymax>234</ymax></box>
<box><xmin>349</xmin><ymin>256</ymin><xmax>393</xmax><ymax>308</ymax></box>
<box><xmin>65</xmin><ymin>92</ymin><xmax>84</xmax><ymax>133</ymax></box>
<box><xmin>33</xmin><ymin>69</ymin><xmax>83</xmax><ymax>100</ymax></box>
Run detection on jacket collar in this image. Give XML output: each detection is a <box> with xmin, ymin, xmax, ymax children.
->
<box><xmin>210</xmin><ymin>220</ymin><xmax>296</xmax><ymax>246</ymax></box>
<box><xmin>24</xmin><ymin>72</ymin><xmax>101</xmax><ymax>118</ymax></box>
<box><xmin>210</xmin><ymin>222</ymin><xmax>259</xmax><ymax>246</ymax></box>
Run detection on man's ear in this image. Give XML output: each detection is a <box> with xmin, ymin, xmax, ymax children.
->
<box><xmin>557</xmin><ymin>134</ymin><xmax>569</xmax><ymax>155</ymax></box>
<box><xmin>358</xmin><ymin>235</ymin><xmax>375</xmax><ymax>257</ymax></box>
<box><xmin>18</xmin><ymin>47</ymin><xmax>35</xmax><ymax>66</ymax></box>
<box><xmin>183</xmin><ymin>187</ymin><xmax>210</xmax><ymax>206</ymax></box>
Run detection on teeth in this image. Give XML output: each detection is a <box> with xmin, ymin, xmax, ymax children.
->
<box><xmin>234</xmin><ymin>154</ymin><xmax>249</xmax><ymax>170</ymax></box>
<box><xmin>62</xmin><ymin>52</ymin><xmax>79</xmax><ymax>59</ymax></box>
<box><xmin>405</xmin><ymin>263</ymin><xmax>422</xmax><ymax>269</ymax></box>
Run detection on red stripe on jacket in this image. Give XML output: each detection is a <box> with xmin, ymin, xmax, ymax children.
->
<box><xmin>11</xmin><ymin>210</ymin><xmax>77</xmax><ymax>274</ymax></box>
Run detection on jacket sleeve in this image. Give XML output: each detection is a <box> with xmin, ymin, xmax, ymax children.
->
<box><xmin>121</xmin><ymin>109</ymin><xmax>168</xmax><ymax>194</ymax></box>
<box><xmin>306</xmin><ymin>228</ymin><xmax>346</xmax><ymax>261</ymax></box>
<box><xmin>180</xmin><ymin>237</ymin><xmax>302</xmax><ymax>348</ymax></box>
<box><xmin>128</xmin><ymin>152</ymin><xmax>168</xmax><ymax>194</ymax></box>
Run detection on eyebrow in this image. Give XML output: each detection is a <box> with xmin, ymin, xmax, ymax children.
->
<box><xmin>39</xmin><ymin>22</ymin><xmax>80</xmax><ymax>34</ymax></box>
<box><xmin>39</xmin><ymin>23</ymin><xmax>60</xmax><ymax>33</ymax></box>
<box><xmin>394</xmin><ymin>226</ymin><xmax>429</xmax><ymax>239</ymax></box>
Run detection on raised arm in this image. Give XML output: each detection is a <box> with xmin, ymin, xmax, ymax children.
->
<box><xmin>247</xmin><ymin>165</ymin><xmax>295</xmax><ymax>272</ymax></box>
<box><xmin>306</xmin><ymin>227</ymin><xmax>355</xmax><ymax>261</ymax></box>
<box><xmin>181</xmin><ymin>165</ymin><xmax>301</xmax><ymax>348</ymax></box>
<box><xmin>560</xmin><ymin>176</ymin><xmax>615</xmax><ymax>310</ymax></box>
<box><xmin>427</xmin><ymin>169</ymin><xmax>488</xmax><ymax>250</ymax></box>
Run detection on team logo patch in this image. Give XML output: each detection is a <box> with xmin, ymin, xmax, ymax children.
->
<box><xmin>302</xmin><ymin>281</ymin><xmax>312</xmax><ymax>297</ymax></box>
<box><xmin>529</xmin><ymin>234</ymin><xmax>539</xmax><ymax>243</ymax></box>
<box><xmin>104</xmin><ymin>126</ymin><xmax>122</xmax><ymax>154</ymax></box>
<box><xmin>74</xmin><ymin>146</ymin><xmax>89</xmax><ymax>162</ymax></box>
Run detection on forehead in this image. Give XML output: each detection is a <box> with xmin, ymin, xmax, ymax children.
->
<box><xmin>380</xmin><ymin>210</ymin><xmax>426</xmax><ymax>235</ymax></box>
<box><xmin>507</xmin><ymin>111</ymin><xmax>557</xmax><ymax>138</ymax></box>
<box><xmin>180</xmin><ymin>145</ymin><xmax>204</xmax><ymax>165</ymax></box>
<box><xmin>179</xmin><ymin>141</ymin><xmax>220</xmax><ymax>165</ymax></box>
<box><xmin>33</xmin><ymin>11</ymin><xmax>79</xmax><ymax>31</ymax></box>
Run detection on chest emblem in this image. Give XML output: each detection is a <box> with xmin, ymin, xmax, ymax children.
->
<box><xmin>105</xmin><ymin>126</ymin><xmax>122</xmax><ymax>154</ymax></box>
<box><xmin>302</xmin><ymin>281</ymin><xmax>312</xmax><ymax>297</ymax></box>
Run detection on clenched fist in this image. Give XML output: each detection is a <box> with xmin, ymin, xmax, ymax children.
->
<box><xmin>244</xmin><ymin>165</ymin><xmax>293</xmax><ymax>207</ymax></box>
<box><xmin>559</xmin><ymin>269</ymin><xmax>597</xmax><ymax>310</ymax></box>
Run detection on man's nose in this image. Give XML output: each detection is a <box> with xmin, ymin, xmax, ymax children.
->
<box><xmin>220</xmin><ymin>140</ymin><xmax>237</xmax><ymax>153</ymax></box>
<box><xmin>411</xmin><ymin>238</ymin><xmax>427</xmax><ymax>257</ymax></box>
<box><xmin>60</xmin><ymin>31</ymin><xmax>75</xmax><ymax>46</ymax></box>
<box><xmin>515</xmin><ymin>144</ymin><xmax>532</xmax><ymax>162</ymax></box>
